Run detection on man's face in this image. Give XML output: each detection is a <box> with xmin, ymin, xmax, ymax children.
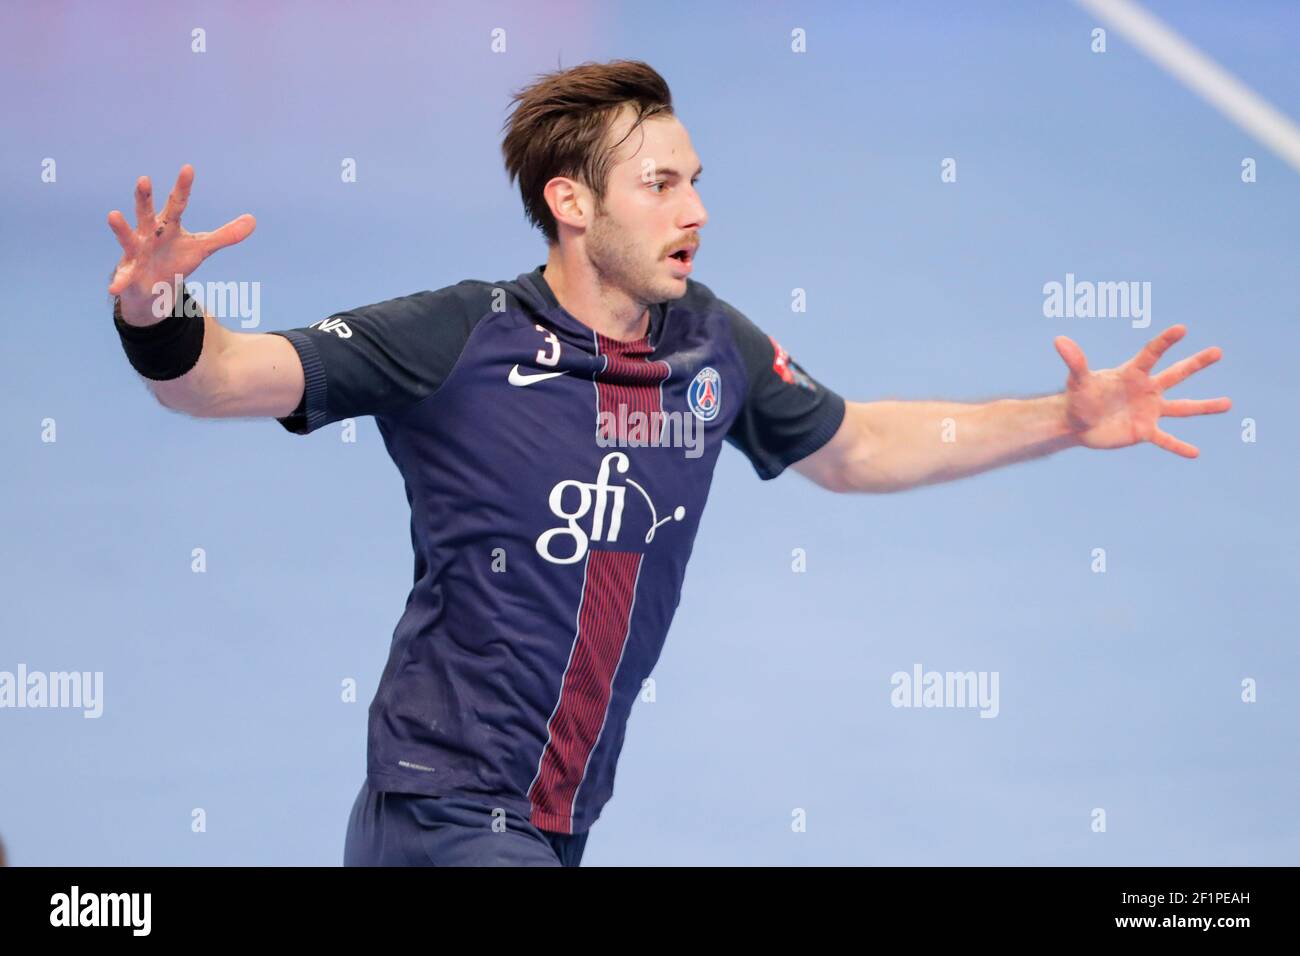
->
<box><xmin>583</xmin><ymin>109</ymin><xmax>707</xmax><ymax>306</ymax></box>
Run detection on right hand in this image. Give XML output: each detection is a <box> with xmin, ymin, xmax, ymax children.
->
<box><xmin>107</xmin><ymin>164</ymin><xmax>256</xmax><ymax>323</ymax></box>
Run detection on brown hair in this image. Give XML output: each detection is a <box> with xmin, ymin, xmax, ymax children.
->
<box><xmin>501</xmin><ymin>59</ymin><xmax>674</xmax><ymax>245</ymax></box>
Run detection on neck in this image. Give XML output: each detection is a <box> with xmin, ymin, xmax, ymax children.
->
<box><xmin>543</xmin><ymin>245</ymin><xmax>650</xmax><ymax>342</ymax></box>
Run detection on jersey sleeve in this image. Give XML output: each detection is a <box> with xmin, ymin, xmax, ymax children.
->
<box><xmin>721</xmin><ymin>299</ymin><xmax>847</xmax><ymax>480</ymax></box>
<box><xmin>269</xmin><ymin>285</ymin><xmax>478</xmax><ymax>435</ymax></box>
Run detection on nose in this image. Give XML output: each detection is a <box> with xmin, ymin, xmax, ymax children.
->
<box><xmin>682</xmin><ymin>184</ymin><xmax>708</xmax><ymax>231</ymax></box>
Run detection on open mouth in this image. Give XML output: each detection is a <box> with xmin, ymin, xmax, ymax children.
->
<box><xmin>668</xmin><ymin>247</ymin><xmax>694</xmax><ymax>264</ymax></box>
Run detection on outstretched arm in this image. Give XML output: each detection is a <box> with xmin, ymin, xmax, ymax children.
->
<box><xmin>792</xmin><ymin>325</ymin><xmax>1231</xmax><ymax>494</ymax></box>
<box><xmin>107</xmin><ymin>165</ymin><xmax>304</xmax><ymax>420</ymax></box>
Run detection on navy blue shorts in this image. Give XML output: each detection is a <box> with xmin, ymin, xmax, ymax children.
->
<box><xmin>343</xmin><ymin>778</ymin><xmax>589</xmax><ymax>867</ymax></box>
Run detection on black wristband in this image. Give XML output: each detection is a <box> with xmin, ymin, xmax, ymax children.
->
<box><xmin>113</xmin><ymin>291</ymin><xmax>206</xmax><ymax>381</ymax></box>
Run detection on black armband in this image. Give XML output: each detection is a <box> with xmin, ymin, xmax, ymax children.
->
<box><xmin>113</xmin><ymin>291</ymin><xmax>206</xmax><ymax>381</ymax></box>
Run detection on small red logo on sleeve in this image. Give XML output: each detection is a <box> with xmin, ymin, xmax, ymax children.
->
<box><xmin>767</xmin><ymin>335</ymin><xmax>816</xmax><ymax>391</ymax></box>
<box><xmin>769</xmin><ymin>336</ymin><xmax>796</xmax><ymax>384</ymax></box>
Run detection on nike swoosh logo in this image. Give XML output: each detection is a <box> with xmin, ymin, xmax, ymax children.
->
<box><xmin>508</xmin><ymin>365</ymin><xmax>570</xmax><ymax>387</ymax></box>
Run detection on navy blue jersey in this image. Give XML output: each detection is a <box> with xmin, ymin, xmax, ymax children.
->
<box><xmin>270</xmin><ymin>265</ymin><xmax>845</xmax><ymax>834</ymax></box>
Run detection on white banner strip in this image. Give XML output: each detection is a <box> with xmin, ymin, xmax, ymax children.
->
<box><xmin>1076</xmin><ymin>0</ymin><xmax>1300</xmax><ymax>173</ymax></box>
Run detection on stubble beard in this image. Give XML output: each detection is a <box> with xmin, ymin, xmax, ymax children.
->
<box><xmin>586</xmin><ymin>206</ymin><xmax>681</xmax><ymax>307</ymax></box>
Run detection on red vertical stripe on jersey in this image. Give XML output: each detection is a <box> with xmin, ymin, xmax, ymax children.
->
<box><xmin>528</xmin><ymin>549</ymin><xmax>642</xmax><ymax>834</ymax></box>
<box><xmin>594</xmin><ymin>332</ymin><xmax>671</xmax><ymax>445</ymax></box>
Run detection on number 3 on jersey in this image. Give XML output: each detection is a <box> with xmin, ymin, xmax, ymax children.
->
<box><xmin>535</xmin><ymin>324</ymin><xmax>561</xmax><ymax>367</ymax></box>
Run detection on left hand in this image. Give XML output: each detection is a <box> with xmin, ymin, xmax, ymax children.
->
<box><xmin>1053</xmin><ymin>325</ymin><xmax>1231</xmax><ymax>458</ymax></box>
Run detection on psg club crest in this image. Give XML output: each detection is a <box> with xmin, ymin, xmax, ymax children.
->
<box><xmin>688</xmin><ymin>366</ymin><xmax>721</xmax><ymax>422</ymax></box>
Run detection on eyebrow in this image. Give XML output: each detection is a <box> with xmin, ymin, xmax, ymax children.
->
<box><xmin>652</xmin><ymin>164</ymin><xmax>704</xmax><ymax>179</ymax></box>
